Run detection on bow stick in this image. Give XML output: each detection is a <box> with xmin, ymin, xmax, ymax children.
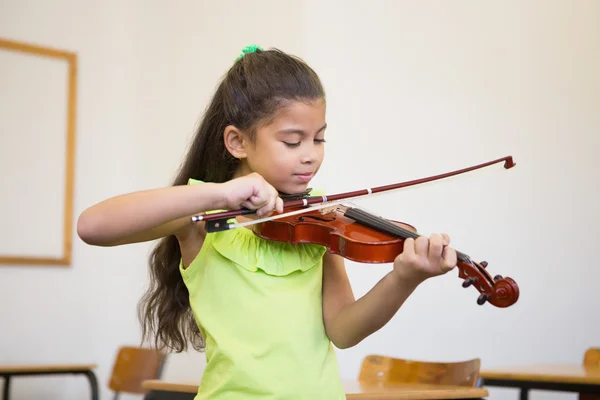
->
<box><xmin>191</xmin><ymin>155</ymin><xmax>516</xmax><ymax>225</ymax></box>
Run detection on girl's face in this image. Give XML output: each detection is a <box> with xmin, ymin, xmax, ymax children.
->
<box><xmin>231</xmin><ymin>98</ymin><xmax>327</xmax><ymax>195</ymax></box>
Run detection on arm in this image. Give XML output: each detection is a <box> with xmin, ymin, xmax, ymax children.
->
<box><xmin>77</xmin><ymin>183</ymin><xmax>225</xmax><ymax>246</ymax></box>
<box><xmin>322</xmin><ymin>235</ymin><xmax>457</xmax><ymax>349</ymax></box>
<box><xmin>322</xmin><ymin>253</ymin><xmax>421</xmax><ymax>349</ymax></box>
<box><xmin>77</xmin><ymin>172</ymin><xmax>284</xmax><ymax>247</ymax></box>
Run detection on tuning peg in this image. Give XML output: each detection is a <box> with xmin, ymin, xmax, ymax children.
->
<box><xmin>480</xmin><ymin>261</ymin><xmax>488</xmax><ymax>268</ymax></box>
<box><xmin>477</xmin><ymin>294</ymin><xmax>489</xmax><ymax>305</ymax></box>
<box><xmin>462</xmin><ymin>277</ymin><xmax>477</xmax><ymax>288</ymax></box>
<box><xmin>494</xmin><ymin>275</ymin><xmax>503</xmax><ymax>281</ymax></box>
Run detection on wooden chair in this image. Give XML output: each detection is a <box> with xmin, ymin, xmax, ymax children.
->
<box><xmin>580</xmin><ymin>347</ymin><xmax>600</xmax><ymax>400</ymax></box>
<box><xmin>359</xmin><ymin>354</ymin><xmax>481</xmax><ymax>387</ymax></box>
<box><xmin>108</xmin><ymin>346</ymin><xmax>166</xmax><ymax>400</ymax></box>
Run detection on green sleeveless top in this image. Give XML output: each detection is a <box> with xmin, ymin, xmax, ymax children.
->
<box><xmin>179</xmin><ymin>179</ymin><xmax>345</xmax><ymax>399</ymax></box>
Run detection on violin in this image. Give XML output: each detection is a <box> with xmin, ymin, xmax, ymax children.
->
<box><xmin>191</xmin><ymin>156</ymin><xmax>520</xmax><ymax>308</ymax></box>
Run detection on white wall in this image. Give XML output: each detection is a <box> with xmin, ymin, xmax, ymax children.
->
<box><xmin>1</xmin><ymin>1</ymin><xmax>598</xmax><ymax>399</ymax></box>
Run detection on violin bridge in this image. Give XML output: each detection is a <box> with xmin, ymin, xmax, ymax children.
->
<box><xmin>205</xmin><ymin>218</ymin><xmax>232</xmax><ymax>233</ymax></box>
<box><xmin>316</xmin><ymin>204</ymin><xmax>338</xmax><ymax>215</ymax></box>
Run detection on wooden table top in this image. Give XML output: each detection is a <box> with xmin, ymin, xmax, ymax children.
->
<box><xmin>481</xmin><ymin>364</ymin><xmax>600</xmax><ymax>385</ymax></box>
<box><xmin>342</xmin><ymin>381</ymin><xmax>489</xmax><ymax>399</ymax></box>
<box><xmin>142</xmin><ymin>379</ymin><xmax>489</xmax><ymax>399</ymax></box>
<box><xmin>0</xmin><ymin>364</ymin><xmax>97</xmax><ymax>374</ymax></box>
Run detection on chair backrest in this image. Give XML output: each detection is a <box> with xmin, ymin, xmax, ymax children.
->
<box><xmin>359</xmin><ymin>354</ymin><xmax>481</xmax><ymax>387</ymax></box>
<box><xmin>583</xmin><ymin>348</ymin><xmax>600</xmax><ymax>368</ymax></box>
<box><xmin>108</xmin><ymin>346</ymin><xmax>166</xmax><ymax>396</ymax></box>
<box><xmin>580</xmin><ymin>347</ymin><xmax>600</xmax><ymax>400</ymax></box>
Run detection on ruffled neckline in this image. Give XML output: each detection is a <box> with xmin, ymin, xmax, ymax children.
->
<box><xmin>210</xmin><ymin>227</ymin><xmax>326</xmax><ymax>276</ymax></box>
<box><xmin>188</xmin><ymin>178</ymin><xmax>327</xmax><ymax>276</ymax></box>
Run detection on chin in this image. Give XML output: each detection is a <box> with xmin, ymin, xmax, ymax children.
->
<box><xmin>277</xmin><ymin>182</ymin><xmax>310</xmax><ymax>195</ymax></box>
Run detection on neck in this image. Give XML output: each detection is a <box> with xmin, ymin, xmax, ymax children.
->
<box><xmin>232</xmin><ymin>161</ymin><xmax>252</xmax><ymax>179</ymax></box>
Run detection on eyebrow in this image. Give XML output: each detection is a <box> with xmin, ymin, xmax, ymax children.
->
<box><xmin>277</xmin><ymin>123</ymin><xmax>327</xmax><ymax>135</ymax></box>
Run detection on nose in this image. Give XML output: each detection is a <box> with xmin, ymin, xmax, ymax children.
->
<box><xmin>300</xmin><ymin>145</ymin><xmax>318</xmax><ymax>164</ymax></box>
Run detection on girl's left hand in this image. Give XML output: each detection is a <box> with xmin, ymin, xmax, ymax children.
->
<box><xmin>392</xmin><ymin>233</ymin><xmax>457</xmax><ymax>284</ymax></box>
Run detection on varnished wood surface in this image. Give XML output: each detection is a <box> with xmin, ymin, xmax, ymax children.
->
<box><xmin>481</xmin><ymin>365</ymin><xmax>600</xmax><ymax>385</ymax></box>
<box><xmin>142</xmin><ymin>379</ymin><xmax>489</xmax><ymax>399</ymax></box>
<box><xmin>359</xmin><ymin>354</ymin><xmax>481</xmax><ymax>387</ymax></box>
<box><xmin>0</xmin><ymin>364</ymin><xmax>97</xmax><ymax>374</ymax></box>
<box><xmin>343</xmin><ymin>381</ymin><xmax>488</xmax><ymax>399</ymax></box>
<box><xmin>109</xmin><ymin>346</ymin><xmax>165</xmax><ymax>394</ymax></box>
<box><xmin>142</xmin><ymin>380</ymin><xmax>197</xmax><ymax>394</ymax></box>
<box><xmin>585</xmin><ymin>348</ymin><xmax>600</xmax><ymax>369</ymax></box>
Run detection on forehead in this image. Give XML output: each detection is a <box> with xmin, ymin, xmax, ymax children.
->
<box><xmin>261</xmin><ymin>98</ymin><xmax>326</xmax><ymax>132</ymax></box>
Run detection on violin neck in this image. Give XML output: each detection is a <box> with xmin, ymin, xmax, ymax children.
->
<box><xmin>344</xmin><ymin>208</ymin><xmax>470</xmax><ymax>263</ymax></box>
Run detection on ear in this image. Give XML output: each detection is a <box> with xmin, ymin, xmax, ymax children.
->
<box><xmin>223</xmin><ymin>125</ymin><xmax>249</xmax><ymax>159</ymax></box>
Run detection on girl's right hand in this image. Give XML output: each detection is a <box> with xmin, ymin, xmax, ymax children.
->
<box><xmin>221</xmin><ymin>172</ymin><xmax>284</xmax><ymax>217</ymax></box>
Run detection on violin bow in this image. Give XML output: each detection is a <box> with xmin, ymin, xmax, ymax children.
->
<box><xmin>191</xmin><ymin>155</ymin><xmax>516</xmax><ymax>228</ymax></box>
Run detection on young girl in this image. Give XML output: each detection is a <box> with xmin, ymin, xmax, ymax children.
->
<box><xmin>77</xmin><ymin>45</ymin><xmax>457</xmax><ymax>399</ymax></box>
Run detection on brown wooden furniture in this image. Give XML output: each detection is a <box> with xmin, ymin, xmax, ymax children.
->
<box><xmin>139</xmin><ymin>354</ymin><xmax>486</xmax><ymax>399</ymax></box>
<box><xmin>358</xmin><ymin>354</ymin><xmax>481</xmax><ymax>387</ymax></box>
<box><xmin>140</xmin><ymin>379</ymin><xmax>489</xmax><ymax>400</ymax></box>
<box><xmin>108</xmin><ymin>346</ymin><xmax>166</xmax><ymax>400</ymax></box>
<box><xmin>584</xmin><ymin>348</ymin><xmax>600</xmax><ymax>368</ymax></box>
<box><xmin>581</xmin><ymin>348</ymin><xmax>600</xmax><ymax>400</ymax></box>
<box><xmin>480</xmin><ymin>350</ymin><xmax>600</xmax><ymax>400</ymax></box>
<box><xmin>0</xmin><ymin>363</ymin><xmax>98</xmax><ymax>400</ymax></box>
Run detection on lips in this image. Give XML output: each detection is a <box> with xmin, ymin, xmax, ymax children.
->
<box><xmin>293</xmin><ymin>172</ymin><xmax>314</xmax><ymax>182</ymax></box>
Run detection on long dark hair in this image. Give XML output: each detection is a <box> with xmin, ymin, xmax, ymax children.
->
<box><xmin>138</xmin><ymin>47</ymin><xmax>326</xmax><ymax>352</ymax></box>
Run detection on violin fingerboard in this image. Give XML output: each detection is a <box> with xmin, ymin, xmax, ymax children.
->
<box><xmin>344</xmin><ymin>208</ymin><xmax>471</xmax><ymax>263</ymax></box>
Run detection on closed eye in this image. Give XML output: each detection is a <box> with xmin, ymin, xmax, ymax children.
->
<box><xmin>283</xmin><ymin>139</ymin><xmax>326</xmax><ymax>148</ymax></box>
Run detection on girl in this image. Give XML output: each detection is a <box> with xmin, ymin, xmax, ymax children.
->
<box><xmin>77</xmin><ymin>45</ymin><xmax>457</xmax><ymax>399</ymax></box>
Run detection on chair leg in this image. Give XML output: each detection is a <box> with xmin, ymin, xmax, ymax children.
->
<box><xmin>113</xmin><ymin>391</ymin><xmax>120</xmax><ymax>400</ymax></box>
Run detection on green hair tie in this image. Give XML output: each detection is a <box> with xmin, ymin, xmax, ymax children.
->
<box><xmin>236</xmin><ymin>44</ymin><xmax>263</xmax><ymax>61</ymax></box>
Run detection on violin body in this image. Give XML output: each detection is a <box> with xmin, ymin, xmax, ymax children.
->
<box><xmin>252</xmin><ymin>204</ymin><xmax>519</xmax><ymax>309</ymax></box>
<box><xmin>253</xmin><ymin>205</ymin><xmax>416</xmax><ymax>264</ymax></box>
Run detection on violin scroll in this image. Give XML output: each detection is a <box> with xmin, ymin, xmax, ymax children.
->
<box><xmin>458</xmin><ymin>259</ymin><xmax>519</xmax><ymax>308</ymax></box>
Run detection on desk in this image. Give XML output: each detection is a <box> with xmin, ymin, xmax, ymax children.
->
<box><xmin>0</xmin><ymin>364</ymin><xmax>98</xmax><ymax>400</ymax></box>
<box><xmin>142</xmin><ymin>379</ymin><xmax>489</xmax><ymax>400</ymax></box>
<box><xmin>481</xmin><ymin>364</ymin><xmax>600</xmax><ymax>400</ymax></box>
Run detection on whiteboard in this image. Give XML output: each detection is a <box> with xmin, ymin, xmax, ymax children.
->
<box><xmin>0</xmin><ymin>38</ymin><xmax>77</xmax><ymax>266</ymax></box>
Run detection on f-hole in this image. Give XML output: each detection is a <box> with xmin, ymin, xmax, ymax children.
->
<box><xmin>299</xmin><ymin>215</ymin><xmax>336</xmax><ymax>222</ymax></box>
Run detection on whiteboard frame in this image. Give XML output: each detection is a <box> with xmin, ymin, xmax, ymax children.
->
<box><xmin>0</xmin><ymin>38</ymin><xmax>77</xmax><ymax>266</ymax></box>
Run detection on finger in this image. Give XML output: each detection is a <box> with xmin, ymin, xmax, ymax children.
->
<box><xmin>241</xmin><ymin>200</ymin><xmax>255</xmax><ymax>210</ymax></box>
<box><xmin>414</xmin><ymin>236</ymin><xmax>429</xmax><ymax>256</ymax></box>
<box><xmin>440</xmin><ymin>246</ymin><xmax>458</xmax><ymax>273</ymax></box>
<box><xmin>257</xmin><ymin>190</ymin><xmax>277</xmax><ymax>217</ymax></box>
<box><xmin>438</xmin><ymin>234</ymin><xmax>451</xmax><ymax>259</ymax></box>
<box><xmin>402</xmin><ymin>238</ymin><xmax>416</xmax><ymax>259</ymax></box>
<box><xmin>242</xmin><ymin>196</ymin><xmax>262</xmax><ymax>209</ymax></box>
<box><xmin>242</xmin><ymin>196</ymin><xmax>267</xmax><ymax>210</ymax></box>
<box><xmin>428</xmin><ymin>234</ymin><xmax>444</xmax><ymax>262</ymax></box>
<box><xmin>275</xmin><ymin>196</ymin><xmax>284</xmax><ymax>213</ymax></box>
<box><xmin>441</xmin><ymin>233</ymin><xmax>450</xmax><ymax>246</ymax></box>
